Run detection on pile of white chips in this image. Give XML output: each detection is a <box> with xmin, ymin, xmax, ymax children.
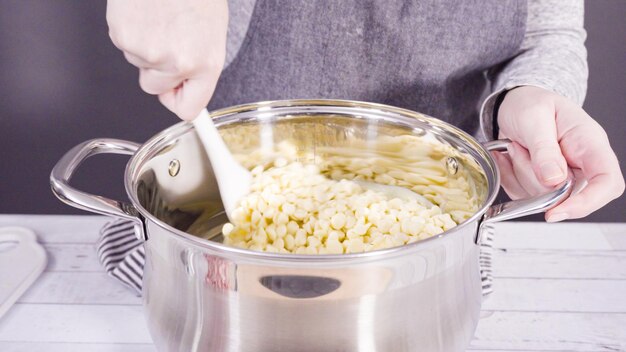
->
<box><xmin>222</xmin><ymin>158</ymin><xmax>458</xmax><ymax>254</ymax></box>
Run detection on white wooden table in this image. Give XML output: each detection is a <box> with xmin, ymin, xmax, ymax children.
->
<box><xmin>0</xmin><ymin>215</ymin><xmax>624</xmax><ymax>352</ymax></box>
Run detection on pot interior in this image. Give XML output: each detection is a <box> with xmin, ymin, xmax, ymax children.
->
<box><xmin>128</xmin><ymin>101</ymin><xmax>494</xmax><ymax>247</ymax></box>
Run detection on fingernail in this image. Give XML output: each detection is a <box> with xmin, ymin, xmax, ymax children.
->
<box><xmin>547</xmin><ymin>212</ymin><xmax>569</xmax><ymax>223</ymax></box>
<box><xmin>540</xmin><ymin>162</ymin><xmax>564</xmax><ymax>182</ymax></box>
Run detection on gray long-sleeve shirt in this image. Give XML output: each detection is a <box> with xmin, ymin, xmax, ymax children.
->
<box><xmin>222</xmin><ymin>0</ymin><xmax>588</xmax><ymax>141</ymax></box>
<box><xmin>479</xmin><ymin>0</ymin><xmax>587</xmax><ymax>140</ymax></box>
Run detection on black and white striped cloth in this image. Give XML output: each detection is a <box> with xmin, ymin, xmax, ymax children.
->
<box><xmin>479</xmin><ymin>222</ymin><xmax>495</xmax><ymax>295</ymax></box>
<box><xmin>97</xmin><ymin>219</ymin><xmax>495</xmax><ymax>296</ymax></box>
<box><xmin>97</xmin><ymin>219</ymin><xmax>145</xmax><ymax>295</ymax></box>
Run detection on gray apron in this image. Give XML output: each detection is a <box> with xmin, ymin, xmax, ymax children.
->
<box><xmin>210</xmin><ymin>0</ymin><xmax>527</xmax><ymax>134</ymax></box>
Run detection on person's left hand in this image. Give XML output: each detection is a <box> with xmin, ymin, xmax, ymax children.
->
<box><xmin>493</xmin><ymin>86</ymin><xmax>624</xmax><ymax>222</ymax></box>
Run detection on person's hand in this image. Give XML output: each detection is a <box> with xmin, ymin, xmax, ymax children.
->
<box><xmin>493</xmin><ymin>86</ymin><xmax>624</xmax><ymax>222</ymax></box>
<box><xmin>106</xmin><ymin>0</ymin><xmax>228</xmax><ymax>120</ymax></box>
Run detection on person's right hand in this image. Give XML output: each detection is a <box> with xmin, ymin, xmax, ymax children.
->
<box><xmin>107</xmin><ymin>0</ymin><xmax>228</xmax><ymax>120</ymax></box>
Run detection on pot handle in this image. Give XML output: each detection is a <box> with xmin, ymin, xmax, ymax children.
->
<box><xmin>50</xmin><ymin>139</ymin><xmax>145</xmax><ymax>238</ymax></box>
<box><xmin>480</xmin><ymin>139</ymin><xmax>574</xmax><ymax>226</ymax></box>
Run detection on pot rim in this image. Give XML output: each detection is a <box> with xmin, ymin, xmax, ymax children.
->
<box><xmin>125</xmin><ymin>99</ymin><xmax>500</xmax><ymax>262</ymax></box>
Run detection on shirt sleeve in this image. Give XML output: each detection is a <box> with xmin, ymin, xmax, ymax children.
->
<box><xmin>479</xmin><ymin>0</ymin><xmax>588</xmax><ymax>141</ymax></box>
<box><xmin>225</xmin><ymin>0</ymin><xmax>256</xmax><ymax>68</ymax></box>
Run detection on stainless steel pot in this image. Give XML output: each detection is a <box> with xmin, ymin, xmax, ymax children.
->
<box><xmin>50</xmin><ymin>100</ymin><xmax>573</xmax><ymax>352</ymax></box>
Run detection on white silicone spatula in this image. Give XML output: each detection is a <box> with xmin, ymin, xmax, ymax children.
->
<box><xmin>193</xmin><ymin>109</ymin><xmax>253</xmax><ymax>221</ymax></box>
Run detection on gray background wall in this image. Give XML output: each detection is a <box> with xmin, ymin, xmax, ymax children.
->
<box><xmin>0</xmin><ymin>1</ymin><xmax>624</xmax><ymax>222</ymax></box>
